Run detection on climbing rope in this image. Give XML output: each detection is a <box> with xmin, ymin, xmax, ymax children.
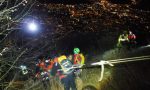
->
<box><xmin>109</xmin><ymin>55</ymin><xmax>150</xmax><ymax>62</ymax></box>
<box><xmin>91</xmin><ymin>55</ymin><xmax>150</xmax><ymax>81</ymax></box>
<box><xmin>91</xmin><ymin>61</ymin><xmax>114</xmax><ymax>81</ymax></box>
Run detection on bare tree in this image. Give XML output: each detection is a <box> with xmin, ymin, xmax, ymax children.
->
<box><xmin>0</xmin><ymin>0</ymin><xmax>35</xmax><ymax>90</ymax></box>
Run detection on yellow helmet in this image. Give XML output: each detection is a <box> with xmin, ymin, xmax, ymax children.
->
<box><xmin>58</xmin><ymin>55</ymin><xmax>67</xmax><ymax>62</ymax></box>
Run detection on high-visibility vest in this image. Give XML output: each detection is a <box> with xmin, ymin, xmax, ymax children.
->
<box><xmin>74</xmin><ymin>53</ymin><xmax>85</xmax><ymax>65</ymax></box>
<box><xmin>58</xmin><ymin>55</ymin><xmax>74</xmax><ymax>74</ymax></box>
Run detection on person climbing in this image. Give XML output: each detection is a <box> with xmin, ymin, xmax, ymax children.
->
<box><xmin>36</xmin><ymin>57</ymin><xmax>46</xmax><ymax>71</ymax></box>
<box><xmin>51</xmin><ymin>56</ymin><xmax>60</xmax><ymax>77</ymax></box>
<box><xmin>73</xmin><ymin>48</ymin><xmax>85</xmax><ymax>77</ymax></box>
<box><xmin>51</xmin><ymin>55</ymin><xmax>77</xmax><ymax>90</ymax></box>
<box><xmin>117</xmin><ymin>31</ymin><xmax>129</xmax><ymax>49</ymax></box>
<box><xmin>45</xmin><ymin>58</ymin><xmax>54</xmax><ymax>74</ymax></box>
<box><xmin>58</xmin><ymin>55</ymin><xmax>77</xmax><ymax>90</ymax></box>
<box><xmin>128</xmin><ymin>31</ymin><xmax>136</xmax><ymax>49</ymax></box>
<box><xmin>73</xmin><ymin>48</ymin><xmax>85</xmax><ymax>66</ymax></box>
<box><xmin>35</xmin><ymin>56</ymin><xmax>47</xmax><ymax>81</ymax></box>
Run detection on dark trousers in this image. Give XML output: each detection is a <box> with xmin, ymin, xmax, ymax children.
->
<box><xmin>128</xmin><ymin>40</ymin><xmax>136</xmax><ymax>49</ymax></box>
<box><xmin>61</xmin><ymin>73</ymin><xmax>77</xmax><ymax>90</ymax></box>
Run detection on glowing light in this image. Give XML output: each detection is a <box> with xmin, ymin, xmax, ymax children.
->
<box><xmin>20</xmin><ymin>65</ymin><xmax>28</xmax><ymax>75</ymax></box>
<box><xmin>27</xmin><ymin>22</ymin><xmax>38</xmax><ymax>32</ymax></box>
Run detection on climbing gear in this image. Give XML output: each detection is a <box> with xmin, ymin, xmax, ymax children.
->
<box><xmin>91</xmin><ymin>55</ymin><xmax>150</xmax><ymax>82</ymax></box>
<box><xmin>91</xmin><ymin>61</ymin><xmax>114</xmax><ymax>81</ymax></box>
<box><xmin>58</xmin><ymin>55</ymin><xmax>74</xmax><ymax>74</ymax></box>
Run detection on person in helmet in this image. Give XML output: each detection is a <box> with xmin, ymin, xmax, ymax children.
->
<box><xmin>128</xmin><ymin>31</ymin><xmax>137</xmax><ymax>49</ymax></box>
<box><xmin>117</xmin><ymin>31</ymin><xmax>129</xmax><ymax>49</ymax></box>
<box><xmin>73</xmin><ymin>48</ymin><xmax>85</xmax><ymax>65</ymax></box>
<box><xmin>59</xmin><ymin>55</ymin><xmax>77</xmax><ymax>90</ymax></box>
<box><xmin>73</xmin><ymin>48</ymin><xmax>85</xmax><ymax>77</ymax></box>
<box><xmin>45</xmin><ymin>58</ymin><xmax>54</xmax><ymax>73</ymax></box>
<box><xmin>35</xmin><ymin>57</ymin><xmax>47</xmax><ymax>81</ymax></box>
<box><xmin>51</xmin><ymin>55</ymin><xmax>77</xmax><ymax>90</ymax></box>
<box><xmin>36</xmin><ymin>57</ymin><xmax>46</xmax><ymax>71</ymax></box>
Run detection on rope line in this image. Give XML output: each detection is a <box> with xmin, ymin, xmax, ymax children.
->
<box><xmin>91</xmin><ymin>55</ymin><xmax>150</xmax><ymax>81</ymax></box>
<box><xmin>108</xmin><ymin>55</ymin><xmax>150</xmax><ymax>62</ymax></box>
<box><xmin>100</xmin><ymin>64</ymin><xmax>104</xmax><ymax>81</ymax></box>
<box><xmin>110</xmin><ymin>57</ymin><xmax>150</xmax><ymax>64</ymax></box>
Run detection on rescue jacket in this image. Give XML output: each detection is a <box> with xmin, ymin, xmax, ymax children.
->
<box><xmin>74</xmin><ymin>53</ymin><xmax>85</xmax><ymax>65</ymax></box>
<box><xmin>128</xmin><ymin>34</ymin><xmax>136</xmax><ymax>40</ymax></box>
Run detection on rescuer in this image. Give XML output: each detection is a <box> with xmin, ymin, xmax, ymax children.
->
<box><xmin>117</xmin><ymin>31</ymin><xmax>129</xmax><ymax>48</ymax></box>
<box><xmin>73</xmin><ymin>48</ymin><xmax>85</xmax><ymax>77</ymax></box>
<box><xmin>128</xmin><ymin>31</ymin><xmax>137</xmax><ymax>49</ymax></box>
<box><xmin>51</xmin><ymin>55</ymin><xmax>77</xmax><ymax>90</ymax></box>
<box><xmin>73</xmin><ymin>48</ymin><xmax>85</xmax><ymax>65</ymax></box>
<box><xmin>45</xmin><ymin>58</ymin><xmax>54</xmax><ymax>73</ymax></box>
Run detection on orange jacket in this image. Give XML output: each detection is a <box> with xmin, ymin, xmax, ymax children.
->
<box><xmin>37</xmin><ymin>61</ymin><xmax>46</xmax><ymax>70</ymax></box>
<box><xmin>46</xmin><ymin>61</ymin><xmax>54</xmax><ymax>71</ymax></box>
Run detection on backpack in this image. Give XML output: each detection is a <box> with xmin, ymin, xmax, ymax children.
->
<box><xmin>59</xmin><ymin>59</ymin><xmax>74</xmax><ymax>74</ymax></box>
